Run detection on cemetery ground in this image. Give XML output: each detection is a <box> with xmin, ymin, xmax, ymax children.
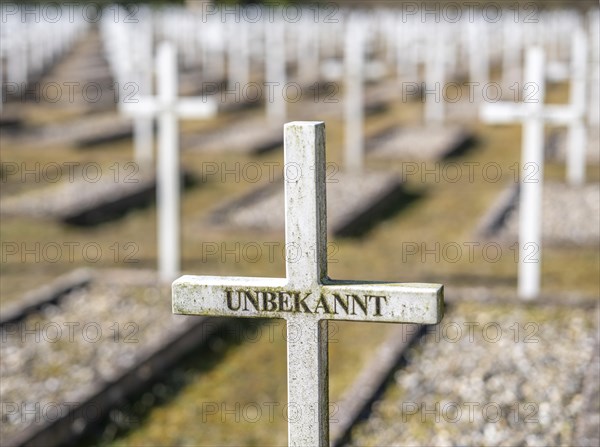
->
<box><xmin>1</xmin><ymin>80</ymin><xmax>599</xmax><ymax>445</ymax></box>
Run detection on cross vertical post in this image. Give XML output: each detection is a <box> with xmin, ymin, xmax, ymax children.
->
<box><xmin>284</xmin><ymin>122</ymin><xmax>328</xmax><ymax>288</ymax></box>
<box><xmin>157</xmin><ymin>42</ymin><xmax>180</xmax><ymax>282</ymax></box>
<box><xmin>284</xmin><ymin>122</ymin><xmax>329</xmax><ymax>446</ymax></box>
<box><xmin>518</xmin><ymin>47</ymin><xmax>544</xmax><ymax>299</ymax></box>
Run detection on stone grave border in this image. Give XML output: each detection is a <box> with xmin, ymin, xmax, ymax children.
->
<box><xmin>1</xmin><ymin>171</ymin><xmax>195</xmax><ymax>227</ymax></box>
<box><xmin>185</xmin><ymin>119</ymin><xmax>284</xmax><ymax>155</ymax></box>
<box><xmin>474</xmin><ymin>181</ymin><xmax>599</xmax><ymax>248</ymax></box>
<box><xmin>367</xmin><ymin>125</ymin><xmax>477</xmax><ymax>161</ymax></box>
<box><xmin>7</xmin><ymin>276</ymin><xmax>595</xmax><ymax>447</ymax></box>
<box><xmin>75</xmin><ymin>124</ymin><xmax>134</xmax><ymax>148</ymax></box>
<box><xmin>474</xmin><ymin>182</ymin><xmax>520</xmax><ymax>242</ymax></box>
<box><xmin>0</xmin><ymin>268</ymin><xmax>92</xmax><ymax>326</ymax></box>
<box><xmin>1</xmin><ymin>268</ymin><xmax>229</xmax><ymax>447</ymax></box>
<box><xmin>331</xmin><ymin>323</ymin><xmax>425</xmax><ymax>446</ymax></box>
<box><xmin>202</xmin><ymin>175</ymin><xmax>410</xmax><ymax>238</ymax></box>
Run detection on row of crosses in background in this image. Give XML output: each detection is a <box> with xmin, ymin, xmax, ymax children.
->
<box><xmin>107</xmin><ymin>17</ymin><xmax>593</xmax><ymax>444</ymax></box>
<box><xmin>123</xmin><ymin>37</ymin><xmax>592</xmax><ymax>300</ymax></box>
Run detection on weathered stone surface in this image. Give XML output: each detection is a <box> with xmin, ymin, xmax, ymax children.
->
<box><xmin>173</xmin><ymin>277</ymin><xmax>442</xmax><ymax>324</ymax></box>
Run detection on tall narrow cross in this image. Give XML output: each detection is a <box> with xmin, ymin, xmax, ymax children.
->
<box><xmin>480</xmin><ymin>47</ymin><xmax>577</xmax><ymax>299</ymax></box>
<box><xmin>121</xmin><ymin>41</ymin><xmax>217</xmax><ymax>281</ymax></box>
<box><xmin>172</xmin><ymin>121</ymin><xmax>444</xmax><ymax>446</ymax></box>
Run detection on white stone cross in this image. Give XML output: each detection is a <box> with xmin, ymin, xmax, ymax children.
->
<box><xmin>424</xmin><ymin>26</ymin><xmax>446</xmax><ymax>125</ymax></box>
<box><xmin>130</xmin><ymin>19</ymin><xmax>154</xmax><ymax>168</ymax></box>
<box><xmin>172</xmin><ymin>121</ymin><xmax>444</xmax><ymax>446</ymax></box>
<box><xmin>480</xmin><ymin>46</ymin><xmax>578</xmax><ymax>299</ymax></box>
<box><xmin>565</xmin><ymin>27</ymin><xmax>588</xmax><ymax>186</ymax></box>
<box><xmin>344</xmin><ymin>15</ymin><xmax>366</xmax><ymax>172</ymax></box>
<box><xmin>121</xmin><ymin>41</ymin><xmax>217</xmax><ymax>282</ymax></box>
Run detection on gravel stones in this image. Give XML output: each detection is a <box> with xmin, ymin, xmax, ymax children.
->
<box><xmin>348</xmin><ymin>299</ymin><xmax>600</xmax><ymax>446</ymax></box>
<box><xmin>0</xmin><ymin>280</ymin><xmax>194</xmax><ymax>441</ymax></box>
<box><xmin>494</xmin><ymin>182</ymin><xmax>600</xmax><ymax>246</ymax></box>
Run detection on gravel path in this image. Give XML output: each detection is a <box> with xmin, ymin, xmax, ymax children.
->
<box><xmin>0</xmin><ymin>281</ymin><xmax>194</xmax><ymax>441</ymax></box>
<box><xmin>204</xmin><ymin>171</ymin><xmax>402</xmax><ymax>233</ymax></box>
<box><xmin>0</xmin><ymin>175</ymin><xmax>154</xmax><ymax>219</ymax></box>
<box><xmin>2</xmin><ymin>113</ymin><xmax>132</xmax><ymax>148</ymax></box>
<box><xmin>348</xmin><ymin>299</ymin><xmax>600</xmax><ymax>446</ymax></box>
<box><xmin>497</xmin><ymin>182</ymin><xmax>600</xmax><ymax>246</ymax></box>
<box><xmin>184</xmin><ymin>117</ymin><xmax>282</xmax><ymax>154</ymax></box>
